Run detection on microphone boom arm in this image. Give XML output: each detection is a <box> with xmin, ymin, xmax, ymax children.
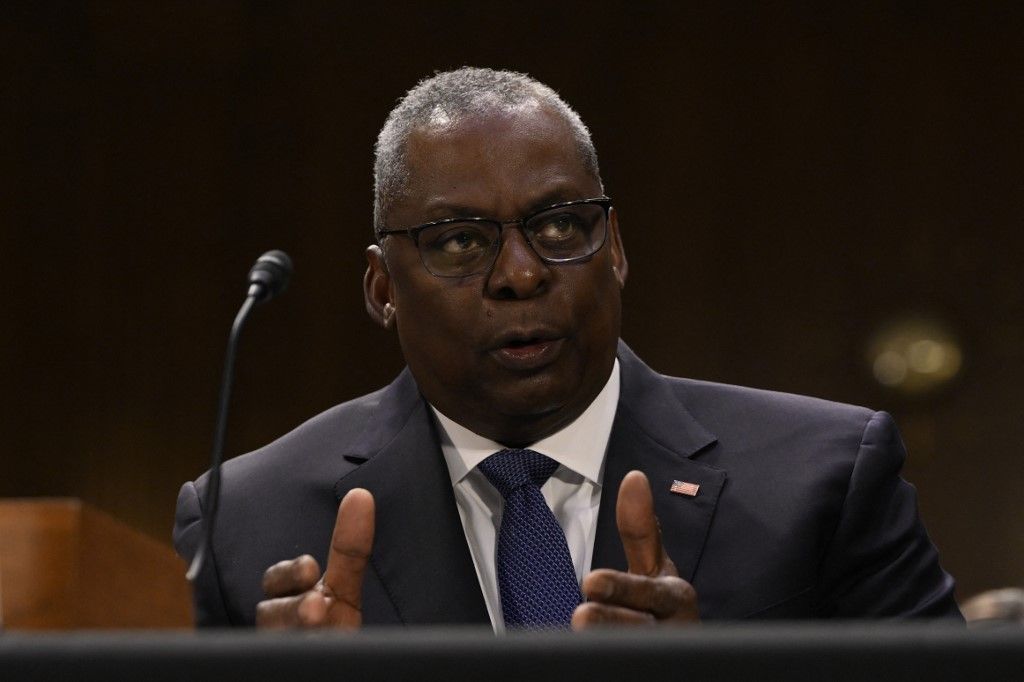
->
<box><xmin>186</xmin><ymin>250</ymin><xmax>292</xmax><ymax>582</ymax></box>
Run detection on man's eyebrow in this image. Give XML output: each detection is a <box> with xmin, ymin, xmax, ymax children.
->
<box><xmin>420</xmin><ymin>184</ymin><xmax>595</xmax><ymax>220</ymax></box>
<box><xmin>522</xmin><ymin>178</ymin><xmax>603</xmax><ymax>213</ymax></box>
<box><xmin>419</xmin><ymin>199</ymin><xmax>483</xmax><ymax>219</ymax></box>
<box><xmin>524</xmin><ymin>189</ymin><xmax>583</xmax><ymax>214</ymax></box>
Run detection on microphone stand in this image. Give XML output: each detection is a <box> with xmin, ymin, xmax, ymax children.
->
<box><xmin>186</xmin><ymin>249</ymin><xmax>291</xmax><ymax>583</ymax></box>
<box><xmin>186</xmin><ymin>294</ymin><xmax>257</xmax><ymax>582</ymax></box>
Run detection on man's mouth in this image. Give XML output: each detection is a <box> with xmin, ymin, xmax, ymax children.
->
<box><xmin>489</xmin><ymin>332</ymin><xmax>564</xmax><ymax>371</ymax></box>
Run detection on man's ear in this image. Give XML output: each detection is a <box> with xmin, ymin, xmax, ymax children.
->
<box><xmin>364</xmin><ymin>245</ymin><xmax>396</xmax><ymax>329</ymax></box>
<box><xmin>608</xmin><ymin>207</ymin><xmax>628</xmax><ymax>288</ymax></box>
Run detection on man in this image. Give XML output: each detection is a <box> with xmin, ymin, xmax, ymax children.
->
<box><xmin>174</xmin><ymin>67</ymin><xmax>961</xmax><ymax>629</ymax></box>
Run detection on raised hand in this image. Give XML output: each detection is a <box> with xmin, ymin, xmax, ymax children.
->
<box><xmin>572</xmin><ymin>470</ymin><xmax>699</xmax><ymax>628</ymax></box>
<box><xmin>255</xmin><ymin>488</ymin><xmax>375</xmax><ymax>629</ymax></box>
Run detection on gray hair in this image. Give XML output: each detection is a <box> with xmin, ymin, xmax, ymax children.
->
<box><xmin>373</xmin><ymin>67</ymin><xmax>602</xmax><ymax>231</ymax></box>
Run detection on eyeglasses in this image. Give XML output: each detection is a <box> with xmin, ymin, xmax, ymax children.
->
<box><xmin>375</xmin><ymin>197</ymin><xmax>612</xmax><ymax>278</ymax></box>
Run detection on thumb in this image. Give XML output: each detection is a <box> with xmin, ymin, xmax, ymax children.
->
<box><xmin>321</xmin><ymin>488</ymin><xmax>375</xmax><ymax>616</ymax></box>
<box><xmin>616</xmin><ymin>470</ymin><xmax>668</xmax><ymax>577</ymax></box>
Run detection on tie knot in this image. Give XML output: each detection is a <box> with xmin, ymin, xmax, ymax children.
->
<box><xmin>478</xmin><ymin>448</ymin><xmax>559</xmax><ymax>498</ymax></box>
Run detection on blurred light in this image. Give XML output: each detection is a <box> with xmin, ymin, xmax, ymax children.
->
<box><xmin>867</xmin><ymin>318</ymin><xmax>963</xmax><ymax>395</ymax></box>
<box><xmin>873</xmin><ymin>350</ymin><xmax>908</xmax><ymax>386</ymax></box>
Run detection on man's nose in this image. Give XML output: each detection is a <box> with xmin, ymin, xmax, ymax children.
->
<box><xmin>484</xmin><ymin>226</ymin><xmax>551</xmax><ymax>300</ymax></box>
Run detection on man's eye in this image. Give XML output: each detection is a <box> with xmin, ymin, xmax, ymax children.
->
<box><xmin>535</xmin><ymin>214</ymin><xmax>583</xmax><ymax>241</ymax></box>
<box><xmin>434</xmin><ymin>227</ymin><xmax>489</xmax><ymax>254</ymax></box>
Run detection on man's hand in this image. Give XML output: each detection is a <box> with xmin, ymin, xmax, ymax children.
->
<box><xmin>255</xmin><ymin>488</ymin><xmax>374</xmax><ymax>629</ymax></box>
<box><xmin>572</xmin><ymin>470</ymin><xmax>699</xmax><ymax>628</ymax></box>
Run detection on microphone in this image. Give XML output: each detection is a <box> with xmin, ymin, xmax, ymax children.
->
<box><xmin>186</xmin><ymin>250</ymin><xmax>293</xmax><ymax>582</ymax></box>
<box><xmin>247</xmin><ymin>249</ymin><xmax>293</xmax><ymax>301</ymax></box>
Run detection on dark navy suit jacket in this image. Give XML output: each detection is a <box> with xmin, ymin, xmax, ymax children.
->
<box><xmin>174</xmin><ymin>342</ymin><xmax>961</xmax><ymax>626</ymax></box>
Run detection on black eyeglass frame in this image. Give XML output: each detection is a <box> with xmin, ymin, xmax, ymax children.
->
<box><xmin>374</xmin><ymin>196</ymin><xmax>613</xmax><ymax>278</ymax></box>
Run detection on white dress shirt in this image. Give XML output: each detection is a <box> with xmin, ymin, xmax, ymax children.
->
<box><xmin>431</xmin><ymin>359</ymin><xmax>621</xmax><ymax>632</ymax></box>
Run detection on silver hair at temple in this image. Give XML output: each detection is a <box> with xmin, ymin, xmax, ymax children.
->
<box><xmin>373</xmin><ymin>67</ymin><xmax>602</xmax><ymax>231</ymax></box>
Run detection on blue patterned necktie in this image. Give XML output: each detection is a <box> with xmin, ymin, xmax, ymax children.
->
<box><xmin>477</xmin><ymin>448</ymin><xmax>583</xmax><ymax>628</ymax></box>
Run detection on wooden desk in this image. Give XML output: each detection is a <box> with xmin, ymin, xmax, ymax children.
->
<box><xmin>0</xmin><ymin>499</ymin><xmax>191</xmax><ymax>629</ymax></box>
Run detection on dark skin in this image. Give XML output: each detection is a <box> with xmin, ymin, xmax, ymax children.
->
<box><xmin>255</xmin><ymin>106</ymin><xmax>699</xmax><ymax>629</ymax></box>
<box><xmin>371</xmin><ymin>110</ymin><xmax>625</xmax><ymax>447</ymax></box>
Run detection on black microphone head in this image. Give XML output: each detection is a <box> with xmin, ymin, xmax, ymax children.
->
<box><xmin>247</xmin><ymin>250</ymin><xmax>293</xmax><ymax>301</ymax></box>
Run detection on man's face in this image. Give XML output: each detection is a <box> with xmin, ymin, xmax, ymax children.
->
<box><xmin>368</xmin><ymin>106</ymin><xmax>627</xmax><ymax>446</ymax></box>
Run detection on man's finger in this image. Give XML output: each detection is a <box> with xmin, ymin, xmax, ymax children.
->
<box><xmin>616</xmin><ymin>470</ymin><xmax>666</xmax><ymax>576</ymax></box>
<box><xmin>582</xmin><ymin>569</ymin><xmax>696</xmax><ymax>620</ymax></box>
<box><xmin>255</xmin><ymin>592</ymin><xmax>328</xmax><ymax>629</ymax></box>
<box><xmin>321</xmin><ymin>488</ymin><xmax>375</xmax><ymax>612</ymax></box>
<box><xmin>261</xmin><ymin>554</ymin><xmax>322</xmax><ymax>597</ymax></box>
<box><xmin>571</xmin><ymin>601</ymin><xmax>656</xmax><ymax>629</ymax></box>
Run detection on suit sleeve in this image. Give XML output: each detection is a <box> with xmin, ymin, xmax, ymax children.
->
<box><xmin>173</xmin><ymin>480</ymin><xmax>234</xmax><ymax>626</ymax></box>
<box><xmin>815</xmin><ymin>411</ymin><xmax>962</xmax><ymax>619</ymax></box>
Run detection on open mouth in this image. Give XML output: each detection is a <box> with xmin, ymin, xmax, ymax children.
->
<box><xmin>505</xmin><ymin>337</ymin><xmax>544</xmax><ymax>348</ymax></box>
<box><xmin>491</xmin><ymin>336</ymin><xmax>564</xmax><ymax>370</ymax></box>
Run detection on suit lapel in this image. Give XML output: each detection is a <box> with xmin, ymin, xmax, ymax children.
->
<box><xmin>592</xmin><ymin>343</ymin><xmax>726</xmax><ymax>582</ymax></box>
<box><xmin>332</xmin><ymin>370</ymin><xmax>489</xmax><ymax>625</ymax></box>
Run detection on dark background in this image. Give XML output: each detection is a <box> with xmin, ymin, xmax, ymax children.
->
<box><xmin>3</xmin><ymin>2</ymin><xmax>1022</xmax><ymax>603</ymax></box>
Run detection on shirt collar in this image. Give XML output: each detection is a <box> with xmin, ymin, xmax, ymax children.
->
<box><xmin>432</xmin><ymin>359</ymin><xmax>620</xmax><ymax>487</ymax></box>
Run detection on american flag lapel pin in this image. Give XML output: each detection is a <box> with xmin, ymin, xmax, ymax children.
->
<box><xmin>670</xmin><ymin>480</ymin><xmax>700</xmax><ymax>497</ymax></box>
